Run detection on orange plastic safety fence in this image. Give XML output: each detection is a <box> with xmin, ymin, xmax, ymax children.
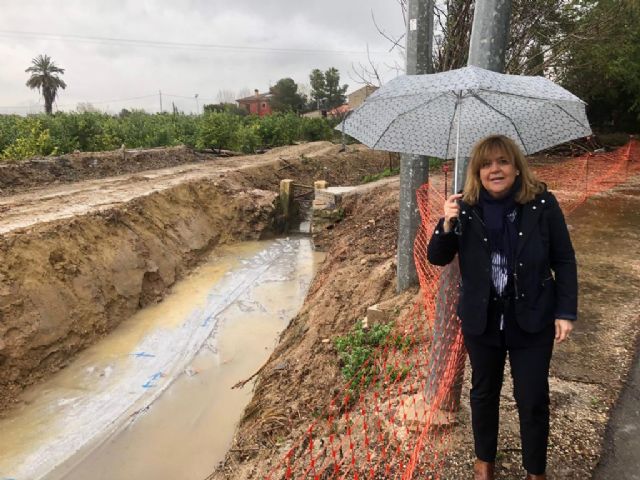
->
<box><xmin>266</xmin><ymin>139</ymin><xmax>640</xmax><ymax>480</ymax></box>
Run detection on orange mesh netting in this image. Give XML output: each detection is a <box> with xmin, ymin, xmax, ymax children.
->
<box><xmin>266</xmin><ymin>139</ymin><xmax>640</xmax><ymax>479</ymax></box>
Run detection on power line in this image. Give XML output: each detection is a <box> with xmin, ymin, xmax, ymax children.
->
<box><xmin>0</xmin><ymin>92</ymin><xmax>237</xmax><ymax>111</ymax></box>
<box><xmin>74</xmin><ymin>94</ymin><xmax>158</xmax><ymax>106</ymax></box>
<box><xmin>0</xmin><ymin>29</ymin><xmax>394</xmax><ymax>56</ymax></box>
<box><xmin>0</xmin><ymin>94</ymin><xmax>158</xmax><ymax>110</ymax></box>
<box><xmin>55</xmin><ymin>94</ymin><xmax>158</xmax><ymax>108</ymax></box>
<box><xmin>163</xmin><ymin>93</ymin><xmax>197</xmax><ymax>100</ymax></box>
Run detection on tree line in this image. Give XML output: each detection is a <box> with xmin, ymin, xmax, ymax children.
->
<box><xmin>23</xmin><ymin>56</ymin><xmax>349</xmax><ymax>118</ymax></box>
<box><xmin>0</xmin><ymin>111</ymin><xmax>339</xmax><ymax>162</ymax></box>
<box><xmin>18</xmin><ymin>0</ymin><xmax>640</xmax><ymax>139</ymax></box>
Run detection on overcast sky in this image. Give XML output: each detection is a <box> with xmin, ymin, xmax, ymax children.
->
<box><xmin>0</xmin><ymin>0</ymin><xmax>406</xmax><ymax>114</ymax></box>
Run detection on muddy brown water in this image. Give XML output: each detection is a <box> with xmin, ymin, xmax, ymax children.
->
<box><xmin>0</xmin><ymin>238</ymin><xmax>324</xmax><ymax>480</ymax></box>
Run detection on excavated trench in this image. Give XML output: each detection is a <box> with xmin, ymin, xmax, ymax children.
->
<box><xmin>0</xmin><ymin>143</ymin><xmax>395</xmax><ymax>479</ymax></box>
<box><xmin>1</xmin><ymin>238</ymin><xmax>324</xmax><ymax>480</ymax></box>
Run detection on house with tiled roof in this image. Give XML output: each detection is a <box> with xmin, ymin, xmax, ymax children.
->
<box><xmin>327</xmin><ymin>85</ymin><xmax>379</xmax><ymax>117</ymax></box>
<box><xmin>236</xmin><ymin>89</ymin><xmax>273</xmax><ymax>116</ymax></box>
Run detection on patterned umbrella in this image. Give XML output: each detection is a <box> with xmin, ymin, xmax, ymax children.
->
<box><xmin>339</xmin><ymin>65</ymin><xmax>592</xmax><ymax>189</ymax></box>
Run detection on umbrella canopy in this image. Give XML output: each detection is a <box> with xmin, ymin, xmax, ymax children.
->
<box><xmin>340</xmin><ymin>65</ymin><xmax>592</xmax><ymax>160</ymax></box>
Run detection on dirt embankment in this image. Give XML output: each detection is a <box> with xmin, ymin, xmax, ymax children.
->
<box><xmin>212</xmin><ymin>174</ymin><xmax>640</xmax><ymax>480</ymax></box>
<box><xmin>211</xmin><ymin>178</ymin><xmax>419</xmax><ymax>479</ymax></box>
<box><xmin>0</xmin><ymin>146</ymin><xmax>213</xmax><ymax>196</ymax></box>
<box><xmin>0</xmin><ymin>142</ymin><xmax>395</xmax><ymax>414</ymax></box>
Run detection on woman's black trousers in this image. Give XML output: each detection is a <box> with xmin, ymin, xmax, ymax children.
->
<box><xmin>463</xmin><ymin>333</ymin><xmax>554</xmax><ymax>475</ymax></box>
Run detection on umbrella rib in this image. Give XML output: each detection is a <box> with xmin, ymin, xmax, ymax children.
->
<box><xmin>370</xmin><ymin>88</ymin><xmax>582</xmax><ymax>105</ymax></box>
<box><xmin>551</xmin><ymin>103</ymin><xmax>591</xmax><ymax>131</ymax></box>
<box><xmin>372</xmin><ymin>91</ymin><xmax>452</xmax><ymax>150</ymax></box>
<box><xmin>472</xmin><ymin>94</ymin><xmax>530</xmax><ymax>153</ymax></box>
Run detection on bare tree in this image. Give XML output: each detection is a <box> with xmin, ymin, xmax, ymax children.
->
<box><xmin>216</xmin><ymin>89</ymin><xmax>237</xmax><ymax>104</ymax></box>
<box><xmin>370</xmin><ymin>0</ymin><xmax>607</xmax><ymax>79</ymax></box>
<box><xmin>76</xmin><ymin>102</ymin><xmax>99</xmax><ymax>113</ymax></box>
<box><xmin>433</xmin><ymin>0</ymin><xmax>475</xmax><ymax>71</ymax></box>
<box><xmin>350</xmin><ymin>8</ymin><xmax>407</xmax><ymax>86</ymax></box>
<box><xmin>236</xmin><ymin>87</ymin><xmax>253</xmax><ymax>100</ymax></box>
<box><xmin>296</xmin><ymin>82</ymin><xmax>311</xmax><ymax>100</ymax></box>
<box><xmin>350</xmin><ymin>44</ymin><xmax>385</xmax><ymax>87</ymax></box>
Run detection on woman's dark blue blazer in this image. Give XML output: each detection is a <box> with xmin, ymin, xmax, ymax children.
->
<box><xmin>427</xmin><ymin>189</ymin><xmax>578</xmax><ymax>336</ymax></box>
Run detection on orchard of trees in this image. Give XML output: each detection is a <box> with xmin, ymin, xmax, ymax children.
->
<box><xmin>0</xmin><ymin>61</ymin><xmax>346</xmax><ymax>162</ymax></box>
<box><xmin>0</xmin><ymin>111</ymin><xmax>337</xmax><ymax>161</ymax></box>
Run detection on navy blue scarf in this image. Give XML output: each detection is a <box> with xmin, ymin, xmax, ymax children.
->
<box><xmin>479</xmin><ymin>176</ymin><xmax>522</xmax><ymax>278</ymax></box>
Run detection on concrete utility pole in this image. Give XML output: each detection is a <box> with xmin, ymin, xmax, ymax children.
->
<box><xmin>455</xmin><ymin>0</ymin><xmax>513</xmax><ymax>186</ymax></box>
<box><xmin>439</xmin><ymin>0</ymin><xmax>513</xmax><ymax>410</ymax></box>
<box><xmin>397</xmin><ymin>0</ymin><xmax>434</xmax><ymax>292</ymax></box>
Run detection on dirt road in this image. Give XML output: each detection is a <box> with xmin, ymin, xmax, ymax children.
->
<box><xmin>0</xmin><ymin>142</ymin><xmax>342</xmax><ymax>234</ymax></box>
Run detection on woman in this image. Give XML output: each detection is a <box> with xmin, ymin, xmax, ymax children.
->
<box><xmin>427</xmin><ymin>135</ymin><xmax>577</xmax><ymax>480</ymax></box>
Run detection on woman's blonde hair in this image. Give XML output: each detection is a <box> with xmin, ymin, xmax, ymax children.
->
<box><xmin>462</xmin><ymin>134</ymin><xmax>545</xmax><ymax>205</ymax></box>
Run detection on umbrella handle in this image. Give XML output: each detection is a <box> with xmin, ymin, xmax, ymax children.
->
<box><xmin>453</xmin><ymin>218</ymin><xmax>462</xmax><ymax>236</ymax></box>
<box><xmin>453</xmin><ymin>199</ymin><xmax>463</xmax><ymax>236</ymax></box>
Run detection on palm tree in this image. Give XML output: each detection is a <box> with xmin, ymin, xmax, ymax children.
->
<box><xmin>25</xmin><ymin>54</ymin><xmax>67</xmax><ymax>114</ymax></box>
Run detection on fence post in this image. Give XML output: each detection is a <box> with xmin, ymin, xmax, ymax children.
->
<box><xmin>280</xmin><ymin>179</ymin><xmax>294</xmax><ymax>228</ymax></box>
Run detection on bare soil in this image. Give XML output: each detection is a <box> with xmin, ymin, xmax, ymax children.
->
<box><xmin>210</xmin><ymin>177</ymin><xmax>420</xmax><ymax>480</ymax></box>
<box><xmin>0</xmin><ymin>146</ymin><xmax>212</xmax><ymax>196</ymax></box>
<box><xmin>211</xmin><ymin>172</ymin><xmax>640</xmax><ymax>480</ymax></box>
<box><xmin>0</xmin><ymin>142</ymin><xmax>395</xmax><ymax>414</ymax></box>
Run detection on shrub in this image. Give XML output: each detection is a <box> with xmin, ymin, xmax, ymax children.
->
<box><xmin>233</xmin><ymin>123</ymin><xmax>261</xmax><ymax>153</ymax></box>
<box><xmin>300</xmin><ymin>117</ymin><xmax>333</xmax><ymax>142</ymax></box>
<box><xmin>197</xmin><ymin>112</ymin><xmax>240</xmax><ymax>152</ymax></box>
<box><xmin>0</xmin><ymin>115</ymin><xmax>21</xmax><ymax>153</ymax></box>
<box><xmin>1</xmin><ymin>118</ymin><xmax>57</xmax><ymax>162</ymax></box>
<box><xmin>256</xmin><ymin>113</ymin><xmax>301</xmax><ymax>147</ymax></box>
<box><xmin>335</xmin><ymin>321</ymin><xmax>393</xmax><ymax>392</ymax></box>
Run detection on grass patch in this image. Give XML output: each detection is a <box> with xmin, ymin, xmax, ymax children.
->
<box><xmin>362</xmin><ymin>167</ymin><xmax>399</xmax><ymax>183</ymax></box>
<box><xmin>361</xmin><ymin>157</ymin><xmax>447</xmax><ymax>184</ymax></box>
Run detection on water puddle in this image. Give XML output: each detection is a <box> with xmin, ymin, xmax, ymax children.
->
<box><xmin>0</xmin><ymin>237</ymin><xmax>324</xmax><ymax>480</ymax></box>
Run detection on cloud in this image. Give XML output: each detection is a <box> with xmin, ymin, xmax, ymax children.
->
<box><xmin>0</xmin><ymin>0</ymin><xmax>405</xmax><ymax>113</ymax></box>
